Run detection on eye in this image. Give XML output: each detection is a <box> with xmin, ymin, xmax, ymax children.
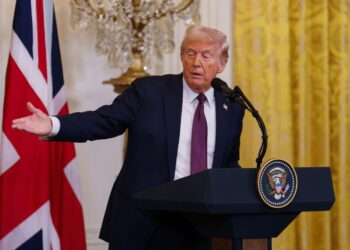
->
<box><xmin>202</xmin><ymin>52</ymin><xmax>213</xmax><ymax>59</ymax></box>
<box><xmin>187</xmin><ymin>50</ymin><xmax>195</xmax><ymax>57</ymax></box>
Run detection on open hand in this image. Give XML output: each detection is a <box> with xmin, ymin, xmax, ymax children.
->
<box><xmin>12</xmin><ymin>102</ymin><xmax>52</xmax><ymax>136</ymax></box>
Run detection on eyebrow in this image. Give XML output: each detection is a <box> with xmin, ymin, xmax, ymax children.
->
<box><xmin>185</xmin><ymin>48</ymin><xmax>214</xmax><ymax>55</ymax></box>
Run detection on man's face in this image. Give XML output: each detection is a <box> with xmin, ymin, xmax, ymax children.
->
<box><xmin>181</xmin><ymin>40</ymin><xmax>227</xmax><ymax>93</ymax></box>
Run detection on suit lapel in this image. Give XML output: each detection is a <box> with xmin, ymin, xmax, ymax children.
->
<box><xmin>164</xmin><ymin>74</ymin><xmax>183</xmax><ymax>180</ymax></box>
<box><xmin>212</xmin><ymin>90</ymin><xmax>230</xmax><ymax>169</ymax></box>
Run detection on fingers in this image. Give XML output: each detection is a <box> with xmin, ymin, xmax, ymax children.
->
<box><xmin>11</xmin><ymin>102</ymin><xmax>51</xmax><ymax>135</ymax></box>
<box><xmin>12</xmin><ymin>117</ymin><xmax>27</xmax><ymax>126</ymax></box>
<box><xmin>12</xmin><ymin>115</ymin><xmax>51</xmax><ymax>135</ymax></box>
<box><xmin>12</xmin><ymin>117</ymin><xmax>30</xmax><ymax>131</ymax></box>
<box><xmin>26</xmin><ymin>102</ymin><xmax>49</xmax><ymax>121</ymax></box>
<box><xmin>27</xmin><ymin>102</ymin><xmax>41</xmax><ymax>114</ymax></box>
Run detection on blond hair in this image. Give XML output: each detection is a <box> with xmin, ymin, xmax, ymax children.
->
<box><xmin>180</xmin><ymin>25</ymin><xmax>229</xmax><ymax>59</ymax></box>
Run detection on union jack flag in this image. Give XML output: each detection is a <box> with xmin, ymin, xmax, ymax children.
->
<box><xmin>0</xmin><ymin>0</ymin><xmax>86</xmax><ymax>249</ymax></box>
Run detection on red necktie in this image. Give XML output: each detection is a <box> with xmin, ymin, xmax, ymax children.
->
<box><xmin>191</xmin><ymin>94</ymin><xmax>208</xmax><ymax>174</ymax></box>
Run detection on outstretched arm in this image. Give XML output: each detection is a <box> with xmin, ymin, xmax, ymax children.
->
<box><xmin>12</xmin><ymin>102</ymin><xmax>52</xmax><ymax>136</ymax></box>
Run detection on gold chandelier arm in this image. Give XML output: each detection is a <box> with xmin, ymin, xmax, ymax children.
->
<box><xmin>132</xmin><ymin>0</ymin><xmax>142</xmax><ymax>11</ymax></box>
<box><xmin>71</xmin><ymin>0</ymin><xmax>106</xmax><ymax>18</ymax></box>
<box><xmin>134</xmin><ymin>0</ymin><xmax>196</xmax><ymax>22</ymax></box>
<box><xmin>169</xmin><ymin>0</ymin><xmax>194</xmax><ymax>13</ymax></box>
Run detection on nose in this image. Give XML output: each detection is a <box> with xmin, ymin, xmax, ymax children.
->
<box><xmin>193</xmin><ymin>55</ymin><xmax>201</xmax><ymax>67</ymax></box>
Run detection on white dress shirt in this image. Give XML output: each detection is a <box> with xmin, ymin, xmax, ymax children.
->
<box><xmin>174</xmin><ymin>79</ymin><xmax>216</xmax><ymax>180</ymax></box>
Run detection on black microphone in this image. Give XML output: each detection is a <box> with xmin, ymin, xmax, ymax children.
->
<box><xmin>211</xmin><ymin>78</ymin><xmax>268</xmax><ymax>169</ymax></box>
<box><xmin>211</xmin><ymin>78</ymin><xmax>235</xmax><ymax>95</ymax></box>
<box><xmin>211</xmin><ymin>78</ymin><xmax>240</xmax><ymax>103</ymax></box>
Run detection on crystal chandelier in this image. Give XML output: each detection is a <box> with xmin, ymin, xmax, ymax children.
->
<box><xmin>70</xmin><ymin>0</ymin><xmax>200</xmax><ymax>92</ymax></box>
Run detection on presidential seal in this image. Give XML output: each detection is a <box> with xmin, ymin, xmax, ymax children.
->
<box><xmin>257</xmin><ymin>159</ymin><xmax>298</xmax><ymax>208</ymax></box>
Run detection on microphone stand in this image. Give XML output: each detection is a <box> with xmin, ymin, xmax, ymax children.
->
<box><xmin>226</xmin><ymin>86</ymin><xmax>268</xmax><ymax>169</ymax></box>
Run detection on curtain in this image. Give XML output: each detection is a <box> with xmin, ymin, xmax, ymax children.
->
<box><xmin>233</xmin><ymin>0</ymin><xmax>350</xmax><ymax>249</ymax></box>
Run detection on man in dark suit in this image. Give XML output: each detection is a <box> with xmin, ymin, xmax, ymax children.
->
<box><xmin>12</xmin><ymin>25</ymin><xmax>244</xmax><ymax>249</ymax></box>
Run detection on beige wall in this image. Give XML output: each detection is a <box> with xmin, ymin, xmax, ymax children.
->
<box><xmin>0</xmin><ymin>1</ymin><xmax>232</xmax><ymax>249</ymax></box>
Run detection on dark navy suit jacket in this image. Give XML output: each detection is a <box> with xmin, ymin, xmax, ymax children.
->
<box><xmin>53</xmin><ymin>73</ymin><xmax>244</xmax><ymax>249</ymax></box>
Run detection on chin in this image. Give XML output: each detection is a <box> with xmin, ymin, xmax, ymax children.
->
<box><xmin>188</xmin><ymin>82</ymin><xmax>210</xmax><ymax>93</ymax></box>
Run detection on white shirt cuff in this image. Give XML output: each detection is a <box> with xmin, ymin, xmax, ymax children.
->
<box><xmin>50</xmin><ymin>116</ymin><xmax>60</xmax><ymax>136</ymax></box>
<box><xmin>40</xmin><ymin>116</ymin><xmax>60</xmax><ymax>140</ymax></box>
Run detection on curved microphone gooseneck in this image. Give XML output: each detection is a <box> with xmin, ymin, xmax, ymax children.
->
<box><xmin>212</xmin><ymin>78</ymin><xmax>268</xmax><ymax>169</ymax></box>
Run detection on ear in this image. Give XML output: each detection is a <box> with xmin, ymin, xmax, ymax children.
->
<box><xmin>217</xmin><ymin>57</ymin><xmax>227</xmax><ymax>73</ymax></box>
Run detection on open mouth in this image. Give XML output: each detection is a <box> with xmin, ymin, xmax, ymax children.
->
<box><xmin>191</xmin><ymin>72</ymin><xmax>202</xmax><ymax>78</ymax></box>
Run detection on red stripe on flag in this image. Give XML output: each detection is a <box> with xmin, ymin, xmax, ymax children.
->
<box><xmin>50</xmin><ymin>141</ymin><xmax>86</xmax><ymax>249</ymax></box>
<box><xmin>0</xmin><ymin>57</ymin><xmax>50</xmax><ymax>237</ymax></box>
<box><xmin>36</xmin><ymin>0</ymin><xmax>47</xmax><ymax>81</ymax></box>
<box><xmin>48</xmin><ymin>103</ymin><xmax>86</xmax><ymax>248</ymax></box>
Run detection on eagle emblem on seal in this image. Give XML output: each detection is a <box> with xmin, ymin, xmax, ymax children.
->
<box><xmin>266</xmin><ymin>167</ymin><xmax>290</xmax><ymax>200</ymax></box>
